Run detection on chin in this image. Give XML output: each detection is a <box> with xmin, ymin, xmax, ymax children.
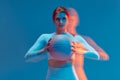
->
<box><xmin>58</xmin><ymin>26</ymin><xmax>65</xmax><ymax>29</ymax></box>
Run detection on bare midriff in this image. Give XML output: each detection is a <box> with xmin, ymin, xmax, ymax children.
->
<box><xmin>48</xmin><ymin>59</ymin><xmax>75</xmax><ymax>68</ymax></box>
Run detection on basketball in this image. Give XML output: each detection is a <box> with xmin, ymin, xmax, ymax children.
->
<box><xmin>49</xmin><ymin>34</ymin><xmax>73</xmax><ymax>60</ymax></box>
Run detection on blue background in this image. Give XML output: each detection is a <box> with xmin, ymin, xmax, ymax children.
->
<box><xmin>0</xmin><ymin>0</ymin><xmax>120</xmax><ymax>80</ymax></box>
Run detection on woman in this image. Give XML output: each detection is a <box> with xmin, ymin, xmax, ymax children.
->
<box><xmin>67</xmin><ymin>8</ymin><xmax>109</xmax><ymax>80</ymax></box>
<box><xmin>24</xmin><ymin>6</ymin><xmax>100</xmax><ymax>80</ymax></box>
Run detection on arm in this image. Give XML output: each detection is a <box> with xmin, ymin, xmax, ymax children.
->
<box><xmin>24</xmin><ymin>34</ymin><xmax>47</xmax><ymax>62</ymax></box>
<box><xmin>77</xmin><ymin>35</ymin><xmax>100</xmax><ymax>60</ymax></box>
<box><xmin>82</xmin><ymin>36</ymin><xmax>109</xmax><ymax>60</ymax></box>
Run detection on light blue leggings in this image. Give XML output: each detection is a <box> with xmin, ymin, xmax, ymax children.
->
<box><xmin>46</xmin><ymin>65</ymin><xmax>78</xmax><ymax>80</ymax></box>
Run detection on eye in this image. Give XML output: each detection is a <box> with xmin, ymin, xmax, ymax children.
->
<box><xmin>55</xmin><ymin>18</ymin><xmax>60</xmax><ymax>22</ymax></box>
<box><xmin>62</xmin><ymin>17</ymin><xmax>66</xmax><ymax>20</ymax></box>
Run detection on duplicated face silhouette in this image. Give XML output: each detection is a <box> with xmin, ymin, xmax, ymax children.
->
<box><xmin>68</xmin><ymin>8</ymin><xmax>79</xmax><ymax>28</ymax></box>
<box><xmin>54</xmin><ymin>12</ymin><xmax>68</xmax><ymax>29</ymax></box>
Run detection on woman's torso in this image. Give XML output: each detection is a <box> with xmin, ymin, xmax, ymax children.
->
<box><xmin>45</xmin><ymin>33</ymin><xmax>82</xmax><ymax>80</ymax></box>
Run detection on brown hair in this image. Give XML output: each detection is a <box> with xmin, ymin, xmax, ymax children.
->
<box><xmin>52</xmin><ymin>6</ymin><xmax>70</xmax><ymax>22</ymax></box>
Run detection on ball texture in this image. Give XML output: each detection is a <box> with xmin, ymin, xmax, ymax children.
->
<box><xmin>49</xmin><ymin>34</ymin><xmax>72</xmax><ymax>60</ymax></box>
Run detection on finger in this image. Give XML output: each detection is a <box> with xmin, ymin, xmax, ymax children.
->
<box><xmin>71</xmin><ymin>42</ymin><xmax>74</xmax><ymax>46</ymax></box>
<box><xmin>46</xmin><ymin>44</ymin><xmax>52</xmax><ymax>51</ymax></box>
<box><xmin>76</xmin><ymin>42</ymin><xmax>80</xmax><ymax>47</ymax></box>
<box><xmin>76</xmin><ymin>42</ymin><xmax>80</xmax><ymax>45</ymax></box>
<box><xmin>47</xmin><ymin>43</ymin><xmax>50</xmax><ymax>46</ymax></box>
<box><xmin>71</xmin><ymin>45</ymin><xmax>76</xmax><ymax>48</ymax></box>
<box><xmin>78</xmin><ymin>42</ymin><xmax>85</xmax><ymax>49</ymax></box>
<box><xmin>71</xmin><ymin>47</ymin><xmax>76</xmax><ymax>52</ymax></box>
<box><xmin>72</xmin><ymin>49</ymin><xmax>76</xmax><ymax>52</ymax></box>
<box><xmin>71</xmin><ymin>47</ymin><xmax>74</xmax><ymax>50</ymax></box>
<box><xmin>48</xmin><ymin>38</ymin><xmax>52</xmax><ymax>42</ymax></box>
<box><xmin>77</xmin><ymin>42</ymin><xmax>83</xmax><ymax>46</ymax></box>
<box><xmin>73</xmin><ymin>42</ymin><xmax>78</xmax><ymax>48</ymax></box>
<box><xmin>71</xmin><ymin>42</ymin><xmax>76</xmax><ymax>47</ymax></box>
<box><xmin>74</xmin><ymin>42</ymin><xmax>77</xmax><ymax>45</ymax></box>
<box><xmin>72</xmin><ymin>42</ymin><xmax>76</xmax><ymax>45</ymax></box>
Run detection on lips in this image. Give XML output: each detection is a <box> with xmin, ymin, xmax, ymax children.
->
<box><xmin>59</xmin><ymin>24</ymin><xmax>64</xmax><ymax>27</ymax></box>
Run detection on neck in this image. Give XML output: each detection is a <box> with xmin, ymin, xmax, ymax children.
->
<box><xmin>56</xmin><ymin>28</ymin><xmax>67</xmax><ymax>34</ymax></box>
<box><xmin>68</xmin><ymin>28</ymin><xmax>77</xmax><ymax>36</ymax></box>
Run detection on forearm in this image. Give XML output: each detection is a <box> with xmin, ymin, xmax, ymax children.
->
<box><xmin>83</xmin><ymin>50</ymin><xmax>100</xmax><ymax>60</ymax></box>
<box><xmin>82</xmin><ymin>35</ymin><xmax>109</xmax><ymax>60</ymax></box>
<box><xmin>71</xmin><ymin>41</ymin><xmax>100</xmax><ymax>60</ymax></box>
<box><xmin>97</xmin><ymin>51</ymin><xmax>109</xmax><ymax>60</ymax></box>
<box><xmin>24</xmin><ymin>48</ymin><xmax>47</xmax><ymax>62</ymax></box>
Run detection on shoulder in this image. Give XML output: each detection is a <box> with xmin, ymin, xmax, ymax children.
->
<box><xmin>75</xmin><ymin>34</ymin><xmax>84</xmax><ymax>39</ymax></box>
<box><xmin>76</xmin><ymin>34</ymin><xmax>91</xmax><ymax>40</ymax></box>
<box><xmin>38</xmin><ymin>33</ymin><xmax>54</xmax><ymax>38</ymax></box>
<box><xmin>74</xmin><ymin>34</ymin><xmax>89</xmax><ymax>43</ymax></box>
<box><xmin>37</xmin><ymin>33</ymin><xmax>55</xmax><ymax>42</ymax></box>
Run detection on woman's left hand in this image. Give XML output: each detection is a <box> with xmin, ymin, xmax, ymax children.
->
<box><xmin>71</xmin><ymin>42</ymin><xmax>88</xmax><ymax>54</ymax></box>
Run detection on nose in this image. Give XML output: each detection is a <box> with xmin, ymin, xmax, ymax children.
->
<box><xmin>59</xmin><ymin>19</ymin><xmax>63</xmax><ymax>24</ymax></box>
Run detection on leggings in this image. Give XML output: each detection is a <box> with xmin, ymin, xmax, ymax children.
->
<box><xmin>46</xmin><ymin>65</ymin><xmax>78</xmax><ymax>80</ymax></box>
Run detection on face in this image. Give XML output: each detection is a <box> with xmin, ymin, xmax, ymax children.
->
<box><xmin>70</xmin><ymin>16</ymin><xmax>78</xmax><ymax>27</ymax></box>
<box><xmin>54</xmin><ymin>12</ymin><xmax>69</xmax><ymax>29</ymax></box>
<box><xmin>68</xmin><ymin>8</ymin><xmax>79</xmax><ymax>28</ymax></box>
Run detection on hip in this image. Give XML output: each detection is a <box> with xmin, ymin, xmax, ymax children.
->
<box><xmin>46</xmin><ymin>66</ymin><xmax>78</xmax><ymax>80</ymax></box>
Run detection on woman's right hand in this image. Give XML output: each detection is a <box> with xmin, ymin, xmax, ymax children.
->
<box><xmin>44</xmin><ymin>38</ymin><xmax>52</xmax><ymax>52</ymax></box>
<box><xmin>37</xmin><ymin>38</ymin><xmax>52</xmax><ymax>53</ymax></box>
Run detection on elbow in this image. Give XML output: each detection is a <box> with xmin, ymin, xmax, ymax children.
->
<box><xmin>24</xmin><ymin>54</ymin><xmax>30</xmax><ymax>62</ymax></box>
<box><xmin>24</xmin><ymin>53</ymin><xmax>41</xmax><ymax>62</ymax></box>
<box><xmin>24</xmin><ymin>53</ymin><xmax>34</xmax><ymax>62</ymax></box>
<box><xmin>96</xmin><ymin>54</ymin><xmax>100</xmax><ymax>60</ymax></box>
